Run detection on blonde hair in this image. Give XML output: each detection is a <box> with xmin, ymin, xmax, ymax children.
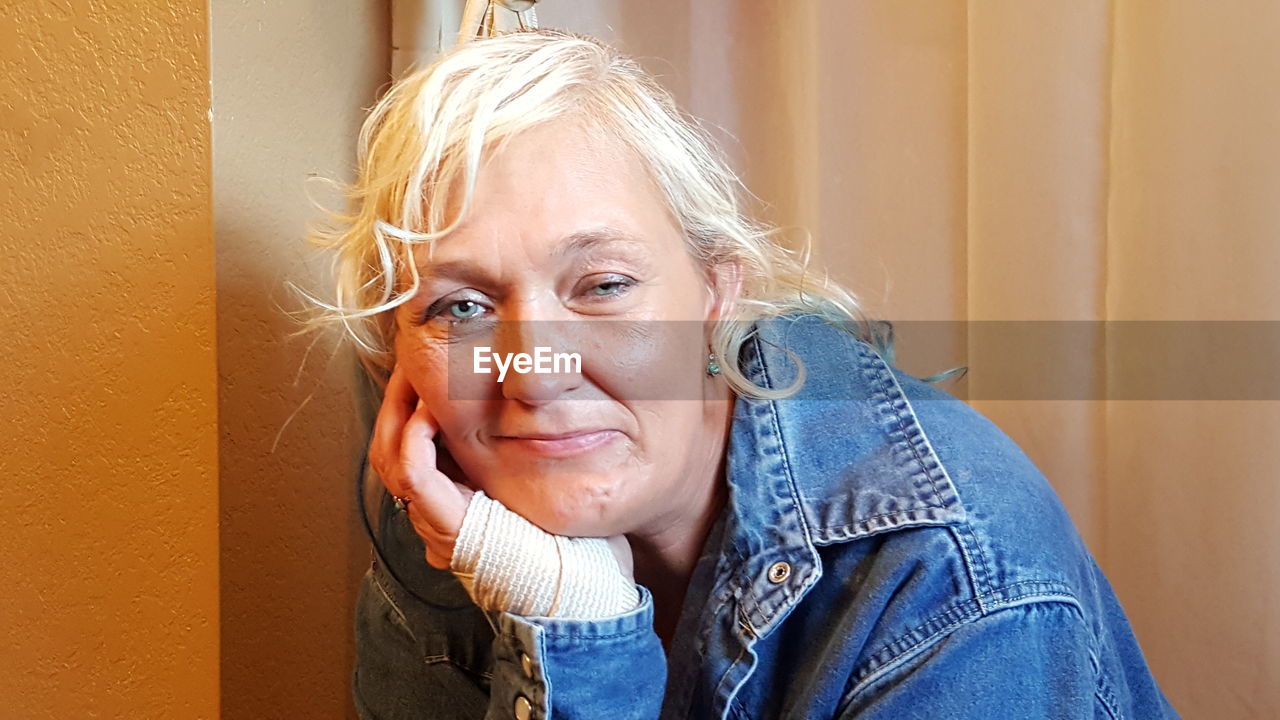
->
<box><xmin>299</xmin><ymin>27</ymin><xmax>892</xmax><ymax>399</ymax></box>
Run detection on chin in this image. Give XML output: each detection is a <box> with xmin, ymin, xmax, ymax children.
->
<box><xmin>478</xmin><ymin>470</ymin><xmax>639</xmax><ymax>538</ymax></box>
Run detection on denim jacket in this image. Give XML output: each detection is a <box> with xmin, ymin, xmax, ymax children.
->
<box><xmin>353</xmin><ymin>313</ymin><xmax>1180</xmax><ymax>719</ymax></box>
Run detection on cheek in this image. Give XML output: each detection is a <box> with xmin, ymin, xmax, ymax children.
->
<box><xmin>394</xmin><ymin>335</ymin><xmax>478</xmax><ymax>440</ymax></box>
<box><xmin>579</xmin><ymin>321</ymin><xmax>707</xmax><ymax>402</ymax></box>
<box><xmin>395</xmin><ymin>336</ymin><xmax>448</xmax><ymax>398</ymax></box>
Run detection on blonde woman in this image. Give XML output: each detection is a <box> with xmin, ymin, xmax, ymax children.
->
<box><xmin>308</xmin><ymin>28</ymin><xmax>1179</xmax><ymax>720</ymax></box>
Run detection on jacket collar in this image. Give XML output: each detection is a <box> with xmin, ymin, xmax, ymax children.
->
<box><xmin>720</xmin><ymin>313</ymin><xmax>968</xmax><ymax>638</ymax></box>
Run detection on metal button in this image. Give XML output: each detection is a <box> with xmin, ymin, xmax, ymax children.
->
<box><xmin>767</xmin><ymin>561</ymin><xmax>791</xmax><ymax>584</ymax></box>
<box><xmin>520</xmin><ymin>652</ymin><xmax>533</xmax><ymax>678</ymax></box>
<box><xmin>514</xmin><ymin>695</ymin><xmax>532</xmax><ymax>720</ymax></box>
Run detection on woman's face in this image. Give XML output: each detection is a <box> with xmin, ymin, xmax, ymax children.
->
<box><xmin>393</xmin><ymin>118</ymin><xmax>735</xmax><ymax>537</ymax></box>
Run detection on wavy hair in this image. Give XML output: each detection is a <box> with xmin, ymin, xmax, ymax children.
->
<box><xmin>298</xmin><ymin>27</ymin><xmax>911</xmax><ymax>400</ymax></box>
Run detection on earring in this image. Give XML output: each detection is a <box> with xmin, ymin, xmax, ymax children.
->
<box><xmin>706</xmin><ymin>350</ymin><xmax>721</xmax><ymax>376</ymax></box>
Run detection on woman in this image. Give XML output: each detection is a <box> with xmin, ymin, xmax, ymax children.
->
<box><xmin>310</xmin><ymin>28</ymin><xmax>1180</xmax><ymax>719</ymax></box>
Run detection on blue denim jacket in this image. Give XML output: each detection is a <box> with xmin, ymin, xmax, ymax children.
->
<box><xmin>353</xmin><ymin>313</ymin><xmax>1180</xmax><ymax>719</ymax></box>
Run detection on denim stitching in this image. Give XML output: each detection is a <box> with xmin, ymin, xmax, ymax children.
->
<box><xmin>421</xmin><ymin>654</ymin><xmax>494</xmax><ymax>682</ymax></box>
<box><xmin>848</xmin><ymin>585</ymin><xmax>1084</xmax><ymax>688</ymax></box>
<box><xmin>369</xmin><ymin>561</ymin><xmax>416</xmax><ymax>639</ymax></box>
<box><xmin>711</xmin><ymin>640</ymin><xmax>753</xmax><ymax>715</ymax></box>
<box><xmin>826</xmin><ymin>508</ymin><xmax>948</xmax><ymax>525</ymax></box>
<box><xmin>863</xmin><ymin>345</ymin><xmax>989</xmax><ymax>607</ymax></box>
<box><xmin>861</xmin><ymin>340</ymin><xmax>999</xmax><ymax>607</ymax></box>
<box><xmin>947</xmin><ymin>524</ymin><xmax>992</xmax><ymax>614</ymax></box>
<box><xmin>734</xmin><ymin>331</ymin><xmax>799</xmax><ymax>632</ymax></box>
<box><xmin>710</xmin><ymin>344</ymin><xmax>775</xmax><ymax>717</ymax></box>
<box><xmin>846</xmin><ymin>601</ymin><xmax>986</xmax><ymax>699</ymax></box>
<box><xmin>531</xmin><ymin>624</ymin><xmax>652</xmax><ymax>641</ymax></box>
<box><xmin>737</xmin><ymin>602</ymin><xmax>757</xmax><ymax>640</ymax></box>
<box><xmin>756</xmin><ymin>330</ymin><xmax>820</xmax><ymax>629</ymax></box>
<box><xmin>957</xmin><ymin>523</ymin><xmax>996</xmax><ymax>610</ymax></box>
<box><xmin>1093</xmin><ymin>660</ymin><xmax>1125</xmax><ymax>719</ymax></box>
<box><xmin>843</xmin><ymin>595</ymin><xmax>1086</xmax><ymax>705</ymax></box>
<box><xmin>977</xmin><ymin>579</ymin><xmax>1080</xmax><ymax>610</ymax></box>
<box><xmin>858</xmin><ymin>344</ymin><xmax>947</xmax><ymax>512</ymax></box>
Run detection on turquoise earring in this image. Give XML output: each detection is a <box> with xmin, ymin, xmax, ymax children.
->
<box><xmin>706</xmin><ymin>350</ymin><xmax>721</xmax><ymax>376</ymax></box>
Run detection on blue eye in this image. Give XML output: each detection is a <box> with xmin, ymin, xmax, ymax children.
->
<box><xmin>591</xmin><ymin>281</ymin><xmax>627</xmax><ymax>296</ymax></box>
<box><xmin>584</xmin><ymin>276</ymin><xmax>635</xmax><ymax>299</ymax></box>
<box><xmin>448</xmin><ymin>299</ymin><xmax>484</xmax><ymax>319</ymax></box>
<box><xmin>420</xmin><ymin>295</ymin><xmax>490</xmax><ymax>326</ymax></box>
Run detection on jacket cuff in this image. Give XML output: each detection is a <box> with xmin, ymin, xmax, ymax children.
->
<box><xmin>484</xmin><ymin>585</ymin><xmax>667</xmax><ymax>720</ymax></box>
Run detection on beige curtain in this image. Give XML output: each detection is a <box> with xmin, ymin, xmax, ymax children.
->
<box><xmin>542</xmin><ymin>1</ymin><xmax>1279</xmax><ymax>717</ymax></box>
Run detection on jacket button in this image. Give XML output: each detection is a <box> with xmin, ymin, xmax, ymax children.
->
<box><xmin>514</xmin><ymin>695</ymin><xmax>532</xmax><ymax>720</ymax></box>
<box><xmin>520</xmin><ymin>652</ymin><xmax>533</xmax><ymax>678</ymax></box>
<box><xmin>767</xmin><ymin>561</ymin><xmax>791</xmax><ymax>584</ymax></box>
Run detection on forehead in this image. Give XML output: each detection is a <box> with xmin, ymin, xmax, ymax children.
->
<box><xmin>420</xmin><ymin>118</ymin><xmax>682</xmax><ymax>268</ymax></box>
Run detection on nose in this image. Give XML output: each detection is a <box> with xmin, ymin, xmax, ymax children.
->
<box><xmin>490</xmin><ymin>316</ymin><xmax>584</xmax><ymax>406</ymax></box>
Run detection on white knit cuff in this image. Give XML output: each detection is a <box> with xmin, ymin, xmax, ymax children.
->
<box><xmin>449</xmin><ymin>490</ymin><xmax>640</xmax><ymax>619</ymax></box>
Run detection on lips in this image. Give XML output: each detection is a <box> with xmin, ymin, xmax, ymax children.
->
<box><xmin>503</xmin><ymin>430</ymin><xmax>611</xmax><ymax>441</ymax></box>
<box><xmin>494</xmin><ymin>429</ymin><xmax>623</xmax><ymax>458</ymax></box>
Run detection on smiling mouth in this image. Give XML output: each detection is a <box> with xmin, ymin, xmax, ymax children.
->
<box><xmin>495</xmin><ymin>429</ymin><xmax>622</xmax><ymax>458</ymax></box>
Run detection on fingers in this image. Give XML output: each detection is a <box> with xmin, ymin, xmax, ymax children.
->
<box><xmin>369</xmin><ymin>365</ymin><xmax>417</xmax><ymax>495</ymax></box>
<box><xmin>368</xmin><ymin>366</ymin><xmax>474</xmax><ymax>570</ymax></box>
<box><xmin>399</xmin><ymin>400</ymin><xmax>440</xmax><ymax>490</ymax></box>
<box><xmin>382</xmin><ymin>398</ymin><xmax>473</xmax><ymax>570</ymax></box>
<box><xmin>400</xmin><ymin>400</ymin><xmax>471</xmax><ymax>528</ymax></box>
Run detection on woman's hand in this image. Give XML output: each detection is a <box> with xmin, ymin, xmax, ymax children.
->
<box><xmin>369</xmin><ymin>364</ymin><xmax>475</xmax><ymax>570</ymax></box>
<box><xmin>369</xmin><ymin>364</ymin><xmax>636</xmax><ymax>605</ymax></box>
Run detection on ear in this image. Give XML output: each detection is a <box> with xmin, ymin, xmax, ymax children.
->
<box><xmin>703</xmin><ymin>260</ymin><xmax>744</xmax><ymax>322</ymax></box>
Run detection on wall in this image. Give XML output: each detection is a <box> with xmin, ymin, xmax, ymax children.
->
<box><xmin>210</xmin><ymin>2</ymin><xmax>390</xmax><ymax>718</ymax></box>
<box><xmin>0</xmin><ymin>2</ymin><xmax>219</xmax><ymax>718</ymax></box>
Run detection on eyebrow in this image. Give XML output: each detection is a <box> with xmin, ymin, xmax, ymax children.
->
<box><xmin>418</xmin><ymin>226</ymin><xmax>648</xmax><ymax>285</ymax></box>
<box><xmin>550</xmin><ymin>226</ymin><xmax>647</xmax><ymax>260</ymax></box>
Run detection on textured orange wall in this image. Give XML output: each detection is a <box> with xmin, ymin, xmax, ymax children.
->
<box><xmin>0</xmin><ymin>2</ymin><xmax>219</xmax><ymax>717</ymax></box>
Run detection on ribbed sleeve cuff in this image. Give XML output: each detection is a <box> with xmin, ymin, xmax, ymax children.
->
<box><xmin>449</xmin><ymin>490</ymin><xmax>639</xmax><ymax>619</ymax></box>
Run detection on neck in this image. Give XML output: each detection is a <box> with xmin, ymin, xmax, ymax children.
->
<box><xmin>626</xmin><ymin>388</ymin><xmax>735</xmax><ymax>643</ymax></box>
<box><xmin>628</xmin><ymin>461</ymin><xmax>728</xmax><ymax>594</ymax></box>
